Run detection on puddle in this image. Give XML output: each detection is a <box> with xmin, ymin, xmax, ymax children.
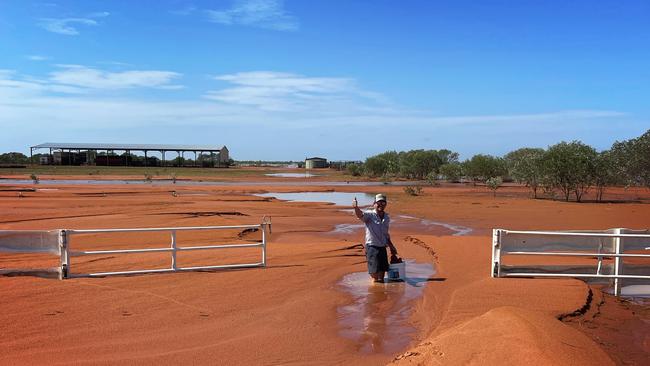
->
<box><xmin>265</xmin><ymin>173</ymin><xmax>319</xmax><ymax>178</ymax></box>
<box><xmin>331</xmin><ymin>215</ymin><xmax>472</xmax><ymax>237</ymax></box>
<box><xmin>337</xmin><ymin>260</ymin><xmax>435</xmax><ymax>354</ymax></box>
<box><xmin>603</xmin><ymin>285</ymin><xmax>650</xmax><ymax>304</ymax></box>
<box><xmin>397</xmin><ymin>215</ymin><xmax>473</xmax><ymax>236</ymax></box>
<box><xmin>332</xmin><ymin>223</ymin><xmax>366</xmax><ymax>234</ymax></box>
<box><xmin>255</xmin><ymin>192</ymin><xmax>376</xmax><ymax>207</ymax></box>
<box><xmin>251</xmin><ymin>192</ymin><xmax>472</xmax><ymax>236</ymax></box>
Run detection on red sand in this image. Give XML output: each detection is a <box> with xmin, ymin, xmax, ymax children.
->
<box><xmin>0</xmin><ymin>177</ymin><xmax>648</xmax><ymax>365</ymax></box>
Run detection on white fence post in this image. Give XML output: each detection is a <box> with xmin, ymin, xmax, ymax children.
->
<box><xmin>613</xmin><ymin>228</ymin><xmax>622</xmax><ymax>296</ymax></box>
<box><xmin>59</xmin><ymin>230</ymin><xmax>69</xmax><ymax>279</ymax></box>
<box><xmin>491</xmin><ymin>229</ymin><xmax>501</xmax><ymax>278</ymax></box>
<box><xmin>262</xmin><ymin>224</ymin><xmax>267</xmax><ymax>267</ymax></box>
<box><xmin>171</xmin><ymin>230</ymin><xmax>177</xmax><ymax>271</ymax></box>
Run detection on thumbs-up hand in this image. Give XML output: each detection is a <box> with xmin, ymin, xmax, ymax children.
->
<box><xmin>352</xmin><ymin>197</ymin><xmax>358</xmax><ymax>208</ymax></box>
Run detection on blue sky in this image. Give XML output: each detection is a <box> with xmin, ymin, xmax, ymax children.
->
<box><xmin>1</xmin><ymin>0</ymin><xmax>648</xmax><ymax>160</ymax></box>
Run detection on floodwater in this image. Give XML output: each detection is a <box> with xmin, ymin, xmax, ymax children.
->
<box><xmin>396</xmin><ymin>215</ymin><xmax>473</xmax><ymax>236</ymax></box>
<box><xmin>255</xmin><ymin>192</ymin><xmax>376</xmax><ymax>207</ymax></box>
<box><xmin>330</xmin><ymin>215</ymin><xmax>472</xmax><ymax>237</ymax></box>
<box><xmin>337</xmin><ymin>260</ymin><xmax>436</xmax><ymax>354</ymax></box>
<box><xmin>264</xmin><ymin>173</ymin><xmax>319</xmax><ymax>178</ymax></box>
<box><xmin>0</xmin><ymin>179</ymin><xmax>424</xmax><ymax>187</ymax></box>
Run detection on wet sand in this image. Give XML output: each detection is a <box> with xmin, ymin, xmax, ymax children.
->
<box><xmin>0</xmin><ymin>175</ymin><xmax>649</xmax><ymax>365</ymax></box>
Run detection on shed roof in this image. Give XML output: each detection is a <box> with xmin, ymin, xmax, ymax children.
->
<box><xmin>305</xmin><ymin>157</ymin><xmax>327</xmax><ymax>161</ymax></box>
<box><xmin>31</xmin><ymin>143</ymin><xmax>226</xmax><ymax>151</ymax></box>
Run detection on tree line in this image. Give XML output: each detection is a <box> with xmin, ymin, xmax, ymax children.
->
<box><xmin>347</xmin><ymin>129</ymin><xmax>650</xmax><ymax>202</ymax></box>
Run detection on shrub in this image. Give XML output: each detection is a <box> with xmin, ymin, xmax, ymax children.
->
<box><xmin>403</xmin><ymin>185</ymin><xmax>423</xmax><ymax>196</ymax></box>
<box><xmin>346</xmin><ymin>163</ymin><xmax>363</xmax><ymax>177</ymax></box>
<box><xmin>486</xmin><ymin>176</ymin><xmax>503</xmax><ymax>197</ymax></box>
<box><xmin>425</xmin><ymin>171</ymin><xmax>440</xmax><ymax>186</ymax></box>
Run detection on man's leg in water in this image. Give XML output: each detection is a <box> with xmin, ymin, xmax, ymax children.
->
<box><xmin>371</xmin><ymin>272</ymin><xmax>385</xmax><ymax>282</ymax></box>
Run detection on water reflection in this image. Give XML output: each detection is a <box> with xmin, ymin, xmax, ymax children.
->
<box><xmin>255</xmin><ymin>192</ymin><xmax>376</xmax><ymax>207</ymax></box>
<box><xmin>0</xmin><ymin>179</ymin><xmax>424</xmax><ymax>187</ymax></box>
<box><xmin>338</xmin><ymin>260</ymin><xmax>435</xmax><ymax>354</ymax></box>
<box><xmin>264</xmin><ymin>173</ymin><xmax>319</xmax><ymax>178</ymax></box>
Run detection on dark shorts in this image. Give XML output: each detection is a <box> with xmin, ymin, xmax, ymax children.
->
<box><xmin>366</xmin><ymin>245</ymin><xmax>389</xmax><ymax>274</ymax></box>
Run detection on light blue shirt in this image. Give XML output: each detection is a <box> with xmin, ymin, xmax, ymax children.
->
<box><xmin>361</xmin><ymin>210</ymin><xmax>390</xmax><ymax>247</ymax></box>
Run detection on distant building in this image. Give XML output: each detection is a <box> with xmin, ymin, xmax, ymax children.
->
<box><xmin>305</xmin><ymin>157</ymin><xmax>328</xmax><ymax>169</ymax></box>
<box><xmin>30</xmin><ymin>143</ymin><xmax>230</xmax><ymax>168</ymax></box>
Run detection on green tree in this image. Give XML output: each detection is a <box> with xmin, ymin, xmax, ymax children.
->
<box><xmin>486</xmin><ymin>176</ymin><xmax>503</xmax><ymax>197</ymax></box>
<box><xmin>436</xmin><ymin>149</ymin><xmax>460</xmax><ymax>165</ymax></box>
<box><xmin>439</xmin><ymin>163</ymin><xmax>463</xmax><ymax>182</ymax></box>
<box><xmin>635</xmin><ymin>130</ymin><xmax>650</xmax><ymax>188</ymax></box>
<box><xmin>504</xmin><ymin>148</ymin><xmax>545</xmax><ymax>198</ymax></box>
<box><xmin>592</xmin><ymin>151</ymin><xmax>620</xmax><ymax>202</ymax></box>
<box><xmin>364</xmin><ymin>151</ymin><xmax>399</xmax><ymax>177</ymax></box>
<box><xmin>463</xmin><ymin>154</ymin><xmax>507</xmax><ymax>184</ymax></box>
<box><xmin>609</xmin><ymin>129</ymin><xmax>650</xmax><ymax>188</ymax></box>
<box><xmin>398</xmin><ymin>150</ymin><xmax>440</xmax><ymax>179</ymax></box>
<box><xmin>0</xmin><ymin>152</ymin><xmax>29</xmax><ymax>164</ymax></box>
<box><xmin>346</xmin><ymin>163</ymin><xmax>363</xmax><ymax>176</ymax></box>
<box><xmin>542</xmin><ymin>141</ymin><xmax>597</xmax><ymax>202</ymax></box>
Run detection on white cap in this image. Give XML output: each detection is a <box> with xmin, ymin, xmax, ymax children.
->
<box><xmin>375</xmin><ymin>194</ymin><xmax>387</xmax><ymax>202</ymax></box>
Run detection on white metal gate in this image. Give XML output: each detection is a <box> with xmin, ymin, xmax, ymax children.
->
<box><xmin>1</xmin><ymin>218</ymin><xmax>271</xmax><ymax>279</ymax></box>
<box><xmin>491</xmin><ymin>228</ymin><xmax>650</xmax><ymax>296</ymax></box>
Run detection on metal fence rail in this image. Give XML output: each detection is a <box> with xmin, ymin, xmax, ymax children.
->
<box><xmin>491</xmin><ymin>228</ymin><xmax>650</xmax><ymax>296</ymax></box>
<box><xmin>1</xmin><ymin>218</ymin><xmax>271</xmax><ymax>279</ymax></box>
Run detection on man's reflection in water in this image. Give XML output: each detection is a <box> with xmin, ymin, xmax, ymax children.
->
<box><xmin>359</xmin><ymin>282</ymin><xmax>407</xmax><ymax>353</ymax></box>
<box><xmin>337</xmin><ymin>262</ymin><xmax>434</xmax><ymax>354</ymax></box>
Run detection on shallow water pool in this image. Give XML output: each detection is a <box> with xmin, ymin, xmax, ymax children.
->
<box><xmin>264</xmin><ymin>173</ymin><xmax>320</xmax><ymax>178</ymax></box>
<box><xmin>337</xmin><ymin>260</ymin><xmax>436</xmax><ymax>354</ymax></box>
<box><xmin>255</xmin><ymin>191</ymin><xmax>376</xmax><ymax>207</ymax></box>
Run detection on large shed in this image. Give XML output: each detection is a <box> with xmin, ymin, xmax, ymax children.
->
<box><xmin>305</xmin><ymin>157</ymin><xmax>328</xmax><ymax>169</ymax></box>
<box><xmin>30</xmin><ymin>143</ymin><xmax>229</xmax><ymax>167</ymax></box>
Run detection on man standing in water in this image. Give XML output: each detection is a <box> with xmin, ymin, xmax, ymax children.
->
<box><xmin>353</xmin><ymin>194</ymin><xmax>398</xmax><ymax>283</ymax></box>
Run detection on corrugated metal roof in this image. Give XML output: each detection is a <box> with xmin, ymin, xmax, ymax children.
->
<box><xmin>31</xmin><ymin>143</ymin><xmax>226</xmax><ymax>151</ymax></box>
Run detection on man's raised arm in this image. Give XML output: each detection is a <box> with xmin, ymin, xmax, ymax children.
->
<box><xmin>353</xmin><ymin>197</ymin><xmax>364</xmax><ymax>220</ymax></box>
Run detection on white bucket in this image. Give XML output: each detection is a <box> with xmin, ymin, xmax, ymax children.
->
<box><xmin>387</xmin><ymin>262</ymin><xmax>406</xmax><ymax>281</ymax></box>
